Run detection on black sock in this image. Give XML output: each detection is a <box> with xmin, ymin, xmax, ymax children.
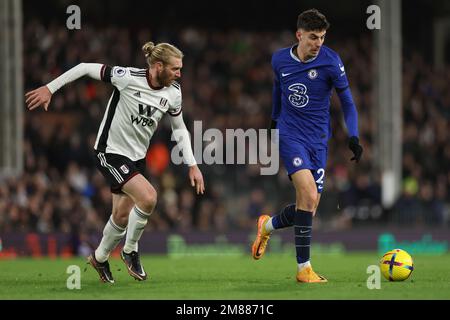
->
<box><xmin>294</xmin><ymin>210</ymin><xmax>313</xmax><ymax>264</ymax></box>
<box><xmin>271</xmin><ymin>204</ymin><xmax>295</xmax><ymax>229</ymax></box>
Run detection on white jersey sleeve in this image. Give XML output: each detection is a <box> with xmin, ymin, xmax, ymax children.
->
<box><xmin>169</xmin><ymin>112</ymin><xmax>197</xmax><ymax>166</ymax></box>
<box><xmin>167</xmin><ymin>83</ymin><xmax>182</xmax><ymax>116</ymax></box>
<box><xmin>100</xmin><ymin>65</ymin><xmax>132</xmax><ymax>91</ymax></box>
<box><xmin>46</xmin><ymin>63</ymin><xmax>103</xmax><ymax>94</ymax></box>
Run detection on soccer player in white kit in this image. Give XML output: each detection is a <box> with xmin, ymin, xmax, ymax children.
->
<box><xmin>26</xmin><ymin>42</ymin><xmax>205</xmax><ymax>283</ymax></box>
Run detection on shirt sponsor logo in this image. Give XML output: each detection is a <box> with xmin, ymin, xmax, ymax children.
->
<box><xmin>288</xmin><ymin>83</ymin><xmax>309</xmax><ymax>108</ymax></box>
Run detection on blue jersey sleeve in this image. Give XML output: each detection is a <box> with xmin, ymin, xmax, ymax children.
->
<box><xmin>338</xmin><ymin>88</ymin><xmax>359</xmax><ymax>138</ymax></box>
<box><xmin>331</xmin><ymin>55</ymin><xmax>349</xmax><ymax>91</ymax></box>
<box><xmin>271</xmin><ymin>54</ymin><xmax>282</xmax><ymax>121</ymax></box>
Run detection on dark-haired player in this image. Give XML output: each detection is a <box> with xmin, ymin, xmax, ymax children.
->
<box><xmin>252</xmin><ymin>9</ymin><xmax>363</xmax><ymax>283</ymax></box>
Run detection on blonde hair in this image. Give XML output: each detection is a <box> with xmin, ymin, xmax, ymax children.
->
<box><xmin>142</xmin><ymin>42</ymin><xmax>184</xmax><ymax>66</ymax></box>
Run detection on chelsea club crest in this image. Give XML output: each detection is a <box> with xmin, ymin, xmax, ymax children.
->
<box><xmin>308</xmin><ymin>69</ymin><xmax>318</xmax><ymax>80</ymax></box>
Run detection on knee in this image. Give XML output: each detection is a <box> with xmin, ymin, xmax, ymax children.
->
<box><xmin>296</xmin><ymin>190</ymin><xmax>318</xmax><ymax>212</ymax></box>
<box><xmin>111</xmin><ymin>210</ymin><xmax>129</xmax><ymax>229</ymax></box>
<box><xmin>139</xmin><ymin>189</ymin><xmax>157</xmax><ymax>213</ymax></box>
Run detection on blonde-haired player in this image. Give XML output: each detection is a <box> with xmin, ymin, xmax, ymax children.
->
<box><xmin>26</xmin><ymin>42</ymin><xmax>205</xmax><ymax>283</ymax></box>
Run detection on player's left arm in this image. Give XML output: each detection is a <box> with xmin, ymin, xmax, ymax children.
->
<box><xmin>169</xmin><ymin>111</ymin><xmax>205</xmax><ymax>195</ymax></box>
<box><xmin>332</xmin><ymin>57</ymin><xmax>363</xmax><ymax>163</ymax></box>
<box><xmin>337</xmin><ymin>88</ymin><xmax>363</xmax><ymax>162</ymax></box>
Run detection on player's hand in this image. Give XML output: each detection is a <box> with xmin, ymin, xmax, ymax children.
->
<box><xmin>25</xmin><ymin>86</ymin><xmax>52</xmax><ymax>111</ymax></box>
<box><xmin>348</xmin><ymin>136</ymin><xmax>363</xmax><ymax>163</ymax></box>
<box><xmin>189</xmin><ymin>165</ymin><xmax>205</xmax><ymax>195</ymax></box>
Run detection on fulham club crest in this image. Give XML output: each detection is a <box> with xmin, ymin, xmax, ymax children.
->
<box><xmin>308</xmin><ymin>69</ymin><xmax>318</xmax><ymax>80</ymax></box>
<box><xmin>120</xmin><ymin>164</ymin><xmax>129</xmax><ymax>174</ymax></box>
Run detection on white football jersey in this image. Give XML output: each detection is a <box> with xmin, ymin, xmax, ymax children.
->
<box><xmin>94</xmin><ymin>65</ymin><xmax>182</xmax><ymax>161</ymax></box>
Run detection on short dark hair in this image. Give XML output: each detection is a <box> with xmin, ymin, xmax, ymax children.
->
<box><xmin>297</xmin><ymin>9</ymin><xmax>330</xmax><ymax>31</ymax></box>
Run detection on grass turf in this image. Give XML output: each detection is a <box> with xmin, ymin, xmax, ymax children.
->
<box><xmin>0</xmin><ymin>253</ymin><xmax>449</xmax><ymax>300</ymax></box>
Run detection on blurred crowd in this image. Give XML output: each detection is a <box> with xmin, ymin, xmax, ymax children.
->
<box><xmin>0</xmin><ymin>20</ymin><xmax>449</xmax><ymax>243</ymax></box>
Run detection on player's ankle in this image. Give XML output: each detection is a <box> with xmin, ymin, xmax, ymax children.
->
<box><xmin>263</xmin><ymin>217</ymin><xmax>274</xmax><ymax>234</ymax></box>
<box><xmin>94</xmin><ymin>250</ymin><xmax>108</xmax><ymax>264</ymax></box>
<box><xmin>297</xmin><ymin>261</ymin><xmax>311</xmax><ymax>272</ymax></box>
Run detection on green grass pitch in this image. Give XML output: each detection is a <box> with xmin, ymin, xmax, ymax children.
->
<box><xmin>1</xmin><ymin>253</ymin><xmax>449</xmax><ymax>300</ymax></box>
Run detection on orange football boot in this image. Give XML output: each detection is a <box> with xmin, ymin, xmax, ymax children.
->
<box><xmin>296</xmin><ymin>266</ymin><xmax>328</xmax><ymax>283</ymax></box>
<box><xmin>251</xmin><ymin>215</ymin><xmax>271</xmax><ymax>260</ymax></box>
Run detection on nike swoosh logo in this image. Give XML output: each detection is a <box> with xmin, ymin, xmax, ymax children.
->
<box><xmin>281</xmin><ymin>72</ymin><xmax>292</xmax><ymax>77</ymax></box>
<box><xmin>300</xmin><ymin>229</ymin><xmax>310</xmax><ymax>234</ymax></box>
<box><xmin>256</xmin><ymin>243</ymin><xmax>263</xmax><ymax>256</ymax></box>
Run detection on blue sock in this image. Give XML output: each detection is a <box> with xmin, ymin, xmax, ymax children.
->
<box><xmin>271</xmin><ymin>204</ymin><xmax>296</xmax><ymax>229</ymax></box>
<box><xmin>294</xmin><ymin>210</ymin><xmax>313</xmax><ymax>264</ymax></box>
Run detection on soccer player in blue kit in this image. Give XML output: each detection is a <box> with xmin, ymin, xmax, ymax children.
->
<box><xmin>252</xmin><ymin>9</ymin><xmax>363</xmax><ymax>282</ymax></box>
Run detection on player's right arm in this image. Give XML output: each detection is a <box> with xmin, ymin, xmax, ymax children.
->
<box><xmin>25</xmin><ymin>63</ymin><xmax>104</xmax><ymax>111</ymax></box>
<box><xmin>25</xmin><ymin>63</ymin><xmax>130</xmax><ymax>111</ymax></box>
<box><xmin>270</xmin><ymin>53</ymin><xmax>281</xmax><ymax>134</ymax></box>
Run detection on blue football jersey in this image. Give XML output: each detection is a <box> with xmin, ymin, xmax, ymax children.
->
<box><xmin>272</xmin><ymin>45</ymin><xmax>349</xmax><ymax>148</ymax></box>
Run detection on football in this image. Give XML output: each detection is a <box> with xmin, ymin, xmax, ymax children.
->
<box><xmin>380</xmin><ymin>249</ymin><xmax>414</xmax><ymax>281</ymax></box>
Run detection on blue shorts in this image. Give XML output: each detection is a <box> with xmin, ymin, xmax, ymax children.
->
<box><xmin>279</xmin><ymin>135</ymin><xmax>327</xmax><ymax>193</ymax></box>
